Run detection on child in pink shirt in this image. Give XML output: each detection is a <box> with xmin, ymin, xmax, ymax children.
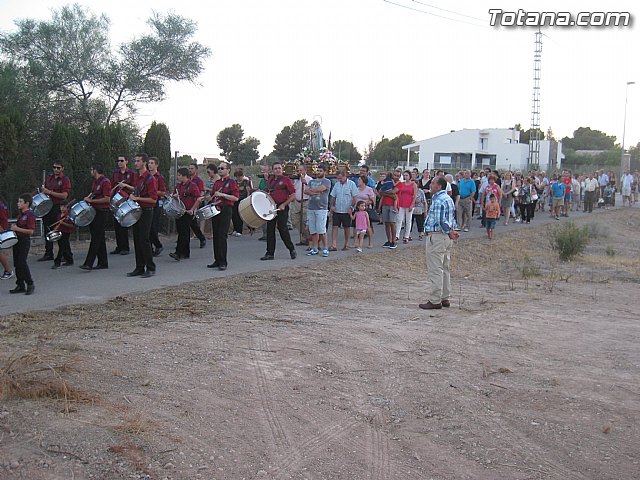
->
<box><xmin>352</xmin><ymin>201</ymin><xmax>370</xmax><ymax>253</ymax></box>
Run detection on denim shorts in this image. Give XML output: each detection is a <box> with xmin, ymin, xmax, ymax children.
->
<box><xmin>485</xmin><ymin>218</ymin><xmax>497</xmax><ymax>229</ymax></box>
<box><xmin>307</xmin><ymin>209</ymin><xmax>328</xmax><ymax>235</ymax></box>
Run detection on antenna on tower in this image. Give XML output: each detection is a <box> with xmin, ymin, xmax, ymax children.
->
<box><xmin>529</xmin><ymin>29</ymin><xmax>542</xmax><ymax>170</ymax></box>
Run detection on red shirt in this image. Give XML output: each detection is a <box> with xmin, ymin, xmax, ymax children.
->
<box><xmin>396</xmin><ymin>181</ymin><xmax>415</xmax><ymax>209</ymax></box>
<box><xmin>191</xmin><ymin>175</ymin><xmax>205</xmax><ymax>192</ymax></box>
<box><xmin>112</xmin><ymin>168</ymin><xmax>135</xmax><ymax>187</ymax></box>
<box><xmin>211</xmin><ymin>177</ymin><xmax>240</xmax><ymax>208</ymax></box>
<box><xmin>0</xmin><ymin>201</ymin><xmax>8</xmax><ymax>230</ymax></box>
<box><xmin>56</xmin><ymin>211</ymin><xmax>74</xmax><ymax>234</ymax></box>
<box><xmin>153</xmin><ymin>171</ymin><xmax>167</xmax><ymax>207</ymax></box>
<box><xmin>266</xmin><ymin>175</ymin><xmax>295</xmax><ymax>205</ymax></box>
<box><xmin>16</xmin><ymin>209</ymin><xmax>36</xmax><ymax>237</ymax></box>
<box><xmin>562</xmin><ymin>177</ymin><xmax>572</xmax><ymax>193</ymax></box>
<box><xmin>134</xmin><ymin>170</ymin><xmax>158</xmax><ymax>203</ymax></box>
<box><xmin>91</xmin><ymin>176</ymin><xmax>112</xmax><ymax>210</ymax></box>
<box><xmin>45</xmin><ymin>173</ymin><xmax>71</xmax><ymax>205</ymax></box>
<box><xmin>177</xmin><ymin>180</ymin><xmax>201</xmax><ymax>211</ymax></box>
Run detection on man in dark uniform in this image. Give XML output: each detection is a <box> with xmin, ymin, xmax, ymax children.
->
<box><xmin>80</xmin><ymin>163</ymin><xmax>112</xmax><ymax>271</ymax></box>
<box><xmin>206</xmin><ymin>161</ymin><xmax>239</xmax><ymax>270</ymax></box>
<box><xmin>39</xmin><ymin>161</ymin><xmax>71</xmax><ymax>261</ymax></box>
<box><xmin>10</xmin><ymin>193</ymin><xmax>36</xmax><ymax>295</ymax></box>
<box><xmin>261</xmin><ymin>161</ymin><xmax>296</xmax><ymax>261</ymax></box>
<box><xmin>148</xmin><ymin>156</ymin><xmax>166</xmax><ymax>256</ymax></box>
<box><xmin>120</xmin><ymin>153</ymin><xmax>158</xmax><ymax>278</ymax></box>
<box><xmin>188</xmin><ymin>162</ymin><xmax>207</xmax><ymax>248</ymax></box>
<box><xmin>111</xmin><ymin>155</ymin><xmax>135</xmax><ymax>255</ymax></box>
<box><xmin>170</xmin><ymin>168</ymin><xmax>201</xmax><ymax>261</ymax></box>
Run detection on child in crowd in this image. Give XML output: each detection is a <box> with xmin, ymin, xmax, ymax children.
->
<box><xmin>484</xmin><ymin>193</ymin><xmax>500</xmax><ymax>240</ymax></box>
<box><xmin>603</xmin><ymin>183</ymin><xmax>614</xmax><ymax>209</ymax></box>
<box><xmin>10</xmin><ymin>193</ymin><xmax>35</xmax><ymax>295</ymax></box>
<box><xmin>352</xmin><ymin>200</ymin><xmax>370</xmax><ymax>253</ymax></box>
<box><xmin>0</xmin><ymin>194</ymin><xmax>15</xmax><ymax>280</ymax></box>
<box><xmin>378</xmin><ymin>173</ymin><xmax>398</xmax><ymax>213</ymax></box>
<box><xmin>550</xmin><ymin>176</ymin><xmax>566</xmax><ymax>220</ymax></box>
<box><xmin>52</xmin><ymin>203</ymin><xmax>74</xmax><ymax>269</ymax></box>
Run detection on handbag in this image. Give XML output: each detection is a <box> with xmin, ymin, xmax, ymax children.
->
<box><xmin>368</xmin><ymin>207</ymin><xmax>380</xmax><ymax>222</ymax></box>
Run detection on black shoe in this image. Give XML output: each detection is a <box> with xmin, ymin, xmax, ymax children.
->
<box><xmin>200</xmin><ymin>239</ymin><xmax>206</xmax><ymax>248</ymax></box>
<box><xmin>290</xmin><ymin>250</ymin><xmax>297</xmax><ymax>259</ymax></box>
<box><xmin>153</xmin><ymin>247</ymin><xmax>163</xmax><ymax>257</ymax></box>
<box><xmin>37</xmin><ymin>255</ymin><xmax>54</xmax><ymax>262</ymax></box>
<box><xmin>419</xmin><ymin>301</ymin><xmax>442</xmax><ymax>310</ymax></box>
<box><xmin>260</xmin><ymin>255</ymin><xmax>274</xmax><ymax>261</ymax></box>
<box><xmin>169</xmin><ymin>252</ymin><xmax>180</xmax><ymax>261</ymax></box>
<box><xmin>258</xmin><ymin>237</ymin><xmax>267</xmax><ymax>241</ymax></box>
<box><xmin>295</xmin><ymin>242</ymin><xmax>309</xmax><ymax>246</ymax></box>
<box><xmin>441</xmin><ymin>300</ymin><xmax>451</xmax><ymax>308</ymax></box>
<box><xmin>51</xmin><ymin>264</ymin><xmax>60</xmax><ymax>269</ymax></box>
<box><xmin>10</xmin><ymin>286</ymin><xmax>26</xmax><ymax>294</ymax></box>
<box><xmin>62</xmin><ymin>261</ymin><xmax>73</xmax><ymax>266</ymax></box>
<box><xmin>218</xmin><ymin>265</ymin><xmax>227</xmax><ymax>271</ymax></box>
<box><xmin>94</xmin><ymin>265</ymin><xmax>108</xmax><ymax>270</ymax></box>
<box><xmin>207</xmin><ymin>262</ymin><xmax>220</xmax><ymax>268</ymax></box>
<box><xmin>110</xmin><ymin>249</ymin><xmax>121</xmax><ymax>255</ymax></box>
<box><xmin>79</xmin><ymin>264</ymin><xmax>92</xmax><ymax>271</ymax></box>
<box><xmin>140</xmin><ymin>270</ymin><xmax>155</xmax><ymax>278</ymax></box>
<box><xmin>126</xmin><ymin>270</ymin><xmax>144</xmax><ymax>277</ymax></box>
<box><xmin>25</xmin><ymin>284</ymin><xmax>35</xmax><ymax>295</ymax></box>
<box><xmin>120</xmin><ymin>250</ymin><xmax>130</xmax><ymax>256</ymax></box>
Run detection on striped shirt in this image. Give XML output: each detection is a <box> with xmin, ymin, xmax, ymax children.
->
<box><xmin>424</xmin><ymin>190</ymin><xmax>455</xmax><ymax>234</ymax></box>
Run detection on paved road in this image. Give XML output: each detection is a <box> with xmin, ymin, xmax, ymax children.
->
<box><xmin>0</xmin><ymin>206</ymin><xmax>622</xmax><ymax>315</ymax></box>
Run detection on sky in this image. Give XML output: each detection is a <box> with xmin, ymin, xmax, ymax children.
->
<box><xmin>1</xmin><ymin>0</ymin><xmax>639</xmax><ymax>160</ymax></box>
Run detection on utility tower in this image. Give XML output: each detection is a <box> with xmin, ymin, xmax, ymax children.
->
<box><xmin>529</xmin><ymin>29</ymin><xmax>542</xmax><ymax>169</ymax></box>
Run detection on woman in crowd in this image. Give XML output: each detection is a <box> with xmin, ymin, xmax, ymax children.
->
<box><xmin>501</xmin><ymin>172</ymin><xmax>516</xmax><ymax>225</ymax></box>
<box><xmin>395</xmin><ymin>170</ymin><xmax>417</xmax><ymax>243</ymax></box>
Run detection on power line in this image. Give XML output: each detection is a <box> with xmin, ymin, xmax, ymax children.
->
<box><xmin>411</xmin><ymin>0</ymin><xmax>485</xmax><ymax>23</ymax></box>
<box><xmin>382</xmin><ymin>0</ymin><xmax>489</xmax><ymax>28</ymax></box>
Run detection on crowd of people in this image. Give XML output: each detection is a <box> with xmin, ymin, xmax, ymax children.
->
<box><xmin>1</xmin><ymin>155</ymin><xmax>637</xmax><ymax>298</ymax></box>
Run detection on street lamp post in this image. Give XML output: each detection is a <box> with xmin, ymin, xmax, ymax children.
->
<box><xmin>621</xmin><ymin>81</ymin><xmax>635</xmax><ymax>175</ymax></box>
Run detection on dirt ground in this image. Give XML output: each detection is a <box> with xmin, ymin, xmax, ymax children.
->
<box><xmin>1</xmin><ymin>209</ymin><xmax>639</xmax><ymax>480</ymax></box>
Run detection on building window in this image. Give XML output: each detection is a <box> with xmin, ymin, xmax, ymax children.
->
<box><xmin>479</xmin><ymin>137</ymin><xmax>488</xmax><ymax>151</ymax></box>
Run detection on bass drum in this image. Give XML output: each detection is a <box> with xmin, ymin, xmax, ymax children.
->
<box><xmin>110</xmin><ymin>191</ymin><xmax>128</xmax><ymax>213</ymax></box>
<box><xmin>238</xmin><ymin>191</ymin><xmax>277</xmax><ymax>229</ymax></box>
<box><xmin>162</xmin><ymin>196</ymin><xmax>185</xmax><ymax>218</ymax></box>
<box><xmin>114</xmin><ymin>199</ymin><xmax>142</xmax><ymax>227</ymax></box>
<box><xmin>68</xmin><ymin>201</ymin><xmax>96</xmax><ymax>227</ymax></box>
<box><xmin>32</xmin><ymin>192</ymin><xmax>53</xmax><ymax>218</ymax></box>
<box><xmin>195</xmin><ymin>204</ymin><xmax>220</xmax><ymax>222</ymax></box>
<box><xmin>0</xmin><ymin>230</ymin><xmax>18</xmax><ymax>249</ymax></box>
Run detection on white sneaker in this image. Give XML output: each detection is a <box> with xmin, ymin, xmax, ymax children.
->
<box><xmin>1</xmin><ymin>270</ymin><xmax>14</xmax><ymax>280</ymax></box>
<box><xmin>232</xmin><ymin>232</ymin><xmax>242</xmax><ymax>237</ymax></box>
<box><xmin>356</xmin><ymin>247</ymin><xmax>362</xmax><ymax>253</ymax></box>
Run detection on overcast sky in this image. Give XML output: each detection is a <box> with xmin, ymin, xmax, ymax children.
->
<box><xmin>1</xmin><ymin>0</ymin><xmax>638</xmax><ymax>160</ymax></box>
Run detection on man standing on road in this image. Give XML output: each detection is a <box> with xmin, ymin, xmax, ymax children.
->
<box><xmin>261</xmin><ymin>162</ymin><xmax>296</xmax><ymax>261</ymax></box>
<box><xmin>148</xmin><ymin>156</ymin><xmax>166</xmax><ymax>256</ymax></box>
<box><xmin>329</xmin><ymin>170</ymin><xmax>359</xmax><ymax>251</ymax></box>
<box><xmin>621</xmin><ymin>171</ymin><xmax>634</xmax><ymax>207</ymax></box>
<box><xmin>304</xmin><ymin>163</ymin><xmax>331</xmax><ymax>257</ymax></box>
<box><xmin>583</xmin><ymin>172</ymin><xmax>598</xmax><ymax>213</ymax></box>
<box><xmin>39</xmin><ymin>161</ymin><xmax>71</xmax><ymax>262</ymax></box>
<box><xmin>111</xmin><ymin>155</ymin><xmax>135</xmax><ymax>255</ymax></box>
<box><xmin>80</xmin><ymin>163</ymin><xmax>111</xmax><ymax>271</ymax></box>
<box><xmin>291</xmin><ymin>164</ymin><xmax>312</xmax><ymax>246</ymax></box>
<box><xmin>457</xmin><ymin>169</ymin><xmax>476</xmax><ymax>232</ymax></box>
<box><xmin>419</xmin><ymin>177</ymin><xmax>459</xmax><ymax>310</ymax></box>
<box><xmin>188</xmin><ymin>162</ymin><xmax>207</xmax><ymax>248</ymax></box>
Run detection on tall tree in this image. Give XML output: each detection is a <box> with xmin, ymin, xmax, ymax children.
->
<box><xmin>561</xmin><ymin>127</ymin><xmax>617</xmax><ymax>150</ymax></box>
<box><xmin>332</xmin><ymin>140</ymin><xmax>362</xmax><ymax>163</ymax></box>
<box><xmin>237</xmin><ymin>136</ymin><xmax>260</xmax><ymax>165</ymax></box>
<box><xmin>0</xmin><ymin>4</ymin><xmax>211</xmax><ymax>127</ymax></box>
<box><xmin>272</xmin><ymin>119</ymin><xmax>309</xmax><ymax>161</ymax></box>
<box><xmin>369</xmin><ymin>134</ymin><xmax>416</xmax><ymax>166</ymax></box>
<box><xmin>143</xmin><ymin>121</ymin><xmax>171</xmax><ymax>174</ymax></box>
<box><xmin>217</xmin><ymin>124</ymin><xmax>244</xmax><ymax>162</ymax></box>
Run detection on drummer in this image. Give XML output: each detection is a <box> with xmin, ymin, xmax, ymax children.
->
<box><xmin>80</xmin><ymin>163</ymin><xmax>111</xmax><ymax>271</ymax></box>
<box><xmin>51</xmin><ymin>203</ymin><xmax>74</xmax><ymax>269</ymax></box>
<box><xmin>148</xmin><ymin>156</ymin><xmax>166</xmax><ymax>257</ymax></box>
<box><xmin>170</xmin><ymin>168</ymin><xmax>201</xmax><ymax>261</ymax></box>
<box><xmin>39</xmin><ymin>161</ymin><xmax>71</xmax><ymax>262</ymax></box>
<box><xmin>9</xmin><ymin>193</ymin><xmax>35</xmax><ymax>295</ymax></box>
<box><xmin>111</xmin><ymin>155</ymin><xmax>135</xmax><ymax>255</ymax></box>
<box><xmin>0</xmin><ymin>194</ymin><xmax>15</xmax><ymax>280</ymax></box>
<box><xmin>261</xmin><ymin>161</ymin><xmax>296</xmax><ymax>261</ymax></box>
<box><xmin>206</xmin><ymin>161</ymin><xmax>239</xmax><ymax>271</ymax></box>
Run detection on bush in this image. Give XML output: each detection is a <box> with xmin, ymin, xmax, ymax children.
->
<box><xmin>605</xmin><ymin>245</ymin><xmax>615</xmax><ymax>257</ymax></box>
<box><xmin>518</xmin><ymin>255</ymin><xmax>540</xmax><ymax>278</ymax></box>
<box><xmin>550</xmin><ymin>221</ymin><xmax>590</xmax><ymax>261</ymax></box>
<box><xmin>585</xmin><ymin>222</ymin><xmax>608</xmax><ymax>239</ymax></box>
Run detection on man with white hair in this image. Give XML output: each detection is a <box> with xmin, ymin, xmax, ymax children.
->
<box><xmin>621</xmin><ymin>171</ymin><xmax>634</xmax><ymax>207</ymax></box>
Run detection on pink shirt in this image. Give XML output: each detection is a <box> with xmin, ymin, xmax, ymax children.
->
<box><xmin>354</xmin><ymin>210</ymin><xmax>369</xmax><ymax>231</ymax></box>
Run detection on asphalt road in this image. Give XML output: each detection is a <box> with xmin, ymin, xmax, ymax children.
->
<box><xmin>0</xmin><ymin>206</ymin><xmax>621</xmax><ymax>315</ymax></box>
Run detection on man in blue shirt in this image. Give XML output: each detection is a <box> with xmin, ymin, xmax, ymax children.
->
<box><xmin>550</xmin><ymin>176</ymin><xmax>566</xmax><ymax>220</ymax></box>
<box><xmin>456</xmin><ymin>169</ymin><xmax>476</xmax><ymax>232</ymax></box>
<box><xmin>420</xmin><ymin>177</ymin><xmax>459</xmax><ymax>310</ymax></box>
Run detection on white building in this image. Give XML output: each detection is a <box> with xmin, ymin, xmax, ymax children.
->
<box><xmin>402</xmin><ymin>128</ymin><xmax>563</xmax><ymax>173</ymax></box>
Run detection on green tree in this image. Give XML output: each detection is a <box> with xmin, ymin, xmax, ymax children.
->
<box><xmin>143</xmin><ymin>121</ymin><xmax>171</xmax><ymax>174</ymax></box>
<box><xmin>332</xmin><ymin>140</ymin><xmax>362</xmax><ymax>163</ymax></box>
<box><xmin>237</xmin><ymin>136</ymin><xmax>260</xmax><ymax>165</ymax></box>
<box><xmin>177</xmin><ymin>154</ymin><xmax>195</xmax><ymax>167</ymax></box>
<box><xmin>0</xmin><ymin>4</ymin><xmax>211</xmax><ymax>127</ymax></box>
<box><xmin>561</xmin><ymin>127</ymin><xmax>617</xmax><ymax>150</ymax></box>
<box><xmin>369</xmin><ymin>134</ymin><xmax>416</xmax><ymax>166</ymax></box>
<box><xmin>217</xmin><ymin>124</ymin><xmax>244</xmax><ymax>162</ymax></box>
<box><xmin>272</xmin><ymin>119</ymin><xmax>309</xmax><ymax>161</ymax></box>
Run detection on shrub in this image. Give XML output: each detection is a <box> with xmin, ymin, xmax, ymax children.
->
<box><xmin>585</xmin><ymin>222</ymin><xmax>608</xmax><ymax>239</ymax></box>
<box><xmin>605</xmin><ymin>245</ymin><xmax>615</xmax><ymax>257</ymax></box>
<box><xmin>550</xmin><ymin>221</ymin><xmax>590</xmax><ymax>261</ymax></box>
<box><xmin>518</xmin><ymin>255</ymin><xmax>540</xmax><ymax>278</ymax></box>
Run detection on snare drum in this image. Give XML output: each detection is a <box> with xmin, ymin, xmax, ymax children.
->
<box><xmin>195</xmin><ymin>204</ymin><xmax>220</xmax><ymax>222</ymax></box>
<box><xmin>68</xmin><ymin>201</ymin><xmax>96</xmax><ymax>227</ymax></box>
<box><xmin>45</xmin><ymin>230</ymin><xmax>63</xmax><ymax>242</ymax></box>
<box><xmin>110</xmin><ymin>191</ymin><xmax>128</xmax><ymax>213</ymax></box>
<box><xmin>162</xmin><ymin>196</ymin><xmax>186</xmax><ymax>218</ymax></box>
<box><xmin>238</xmin><ymin>191</ymin><xmax>277</xmax><ymax>229</ymax></box>
<box><xmin>114</xmin><ymin>199</ymin><xmax>142</xmax><ymax>227</ymax></box>
<box><xmin>32</xmin><ymin>192</ymin><xmax>53</xmax><ymax>218</ymax></box>
<box><xmin>0</xmin><ymin>230</ymin><xmax>18</xmax><ymax>249</ymax></box>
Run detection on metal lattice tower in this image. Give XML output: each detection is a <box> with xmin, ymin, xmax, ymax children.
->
<box><xmin>529</xmin><ymin>29</ymin><xmax>542</xmax><ymax>169</ymax></box>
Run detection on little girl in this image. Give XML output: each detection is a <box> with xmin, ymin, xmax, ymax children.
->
<box><xmin>352</xmin><ymin>201</ymin><xmax>370</xmax><ymax>253</ymax></box>
<box><xmin>484</xmin><ymin>194</ymin><xmax>500</xmax><ymax>240</ymax></box>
